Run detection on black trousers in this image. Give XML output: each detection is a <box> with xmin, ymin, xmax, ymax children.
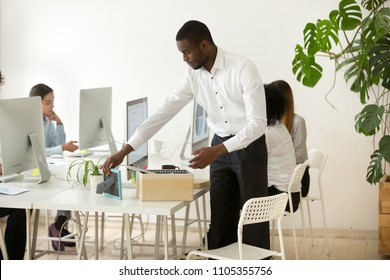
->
<box><xmin>300</xmin><ymin>167</ymin><xmax>310</xmax><ymax>197</ymax></box>
<box><xmin>207</xmin><ymin>134</ymin><xmax>269</xmax><ymax>250</ymax></box>
<box><xmin>0</xmin><ymin>208</ymin><xmax>27</xmax><ymax>260</ymax></box>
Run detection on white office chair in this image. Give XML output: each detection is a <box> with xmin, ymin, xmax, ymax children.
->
<box><xmin>302</xmin><ymin>149</ymin><xmax>329</xmax><ymax>254</ymax></box>
<box><xmin>0</xmin><ymin>219</ymin><xmax>9</xmax><ymax>260</ymax></box>
<box><xmin>186</xmin><ymin>193</ymin><xmax>288</xmax><ymax>260</ymax></box>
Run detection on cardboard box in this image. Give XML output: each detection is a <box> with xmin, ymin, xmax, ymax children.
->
<box><xmin>193</xmin><ymin>178</ymin><xmax>210</xmax><ymax>189</ymax></box>
<box><xmin>137</xmin><ymin>171</ymin><xmax>194</xmax><ymax>201</ymax></box>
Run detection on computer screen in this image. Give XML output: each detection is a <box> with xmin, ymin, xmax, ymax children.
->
<box><xmin>126</xmin><ymin>97</ymin><xmax>148</xmax><ymax>176</ymax></box>
<box><xmin>79</xmin><ymin>87</ymin><xmax>118</xmax><ymax>154</ymax></box>
<box><xmin>191</xmin><ymin>102</ymin><xmax>209</xmax><ymax>153</ymax></box>
<box><xmin>180</xmin><ymin>101</ymin><xmax>210</xmax><ymax>160</ymax></box>
<box><xmin>0</xmin><ymin>96</ymin><xmax>50</xmax><ymax>183</ymax></box>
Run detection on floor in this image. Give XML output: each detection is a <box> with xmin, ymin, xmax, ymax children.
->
<box><xmin>30</xmin><ymin>212</ymin><xmax>390</xmax><ymax>260</ymax></box>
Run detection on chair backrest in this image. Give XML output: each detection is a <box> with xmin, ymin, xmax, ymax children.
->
<box><xmin>288</xmin><ymin>161</ymin><xmax>309</xmax><ymax>193</ymax></box>
<box><xmin>308</xmin><ymin>149</ymin><xmax>327</xmax><ymax>175</ymax></box>
<box><xmin>237</xmin><ymin>193</ymin><xmax>288</xmax><ymax>259</ymax></box>
<box><xmin>239</xmin><ymin>193</ymin><xmax>288</xmax><ymax>227</ymax></box>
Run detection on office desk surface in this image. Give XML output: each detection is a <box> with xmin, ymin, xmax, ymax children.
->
<box><xmin>33</xmin><ymin>186</ymin><xmax>208</xmax><ymax>216</ymax></box>
<box><xmin>0</xmin><ymin>177</ymin><xmax>70</xmax><ymax>209</ymax></box>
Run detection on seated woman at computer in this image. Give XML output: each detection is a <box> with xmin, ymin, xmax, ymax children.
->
<box><xmin>0</xmin><ymin>70</ymin><xmax>27</xmax><ymax>260</ymax></box>
<box><xmin>264</xmin><ymin>83</ymin><xmax>300</xmax><ymax>212</ymax></box>
<box><xmin>29</xmin><ymin>83</ymin><xmax>78</xmax><ymax>251</ymax></box>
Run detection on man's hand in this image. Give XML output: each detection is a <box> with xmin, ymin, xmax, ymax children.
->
<box><xmin>189</xmin><ymin>143</ymin><xmax>228</xmax><ymax>169</ymax></box>
<box><xmin>101</xmin><ymin>144</ymin><xmax>133</xmax><ymax>175</ymax></box>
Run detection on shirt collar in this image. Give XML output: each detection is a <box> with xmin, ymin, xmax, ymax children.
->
<box><xmin>200</xmin><ymin>47</ymin><xmax>224</xmax><ymax>74</ymax></box>
<box><xmin>212</xmin><ymin>47</ymin><xmax>224</xmax><ymax>71</ymax></box>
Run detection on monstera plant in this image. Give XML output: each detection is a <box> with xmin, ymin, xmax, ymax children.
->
<box><xmin>292</xmin><ymin>0</ymin><xmax>390</xmax><ymax>184</ymax></box>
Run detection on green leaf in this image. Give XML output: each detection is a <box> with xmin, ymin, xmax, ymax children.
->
<box><xmin>362</xmin><ymin>0</ymin><xmax>387</xmax><ymax>11</ymax></box>
<box><xmin>316</xmin><ymin>19</ymin><xmax>339</xmax><ymax>52</ymax></box>
<box><xmin>366</xmin><ymin>150</ymin><xmax>383</xmax><ymax>184</ymax></box>
<box><xmin>303</xmin><ymin>23</ymin><xmax>319</xmax><ymax>56</ymax></box>
<box><xmin>369</xmin><ymin>34</ymin><xmax>390</xmax><ymax>90</ymax></box>
<box><xmin>379</xmin><ymin>135</ymin><xmax>390</xmax><ymax>162</ymax></box>
<box><xmin>292</xmin><ymin>44</ymin><xmax>323</xmax><ymax>87</ymax></box>
<box><xmin>338</xmin><ymin>0</ymin><xmax>362</xmax><ymax>30</ymax></box>
<box><xmin>354</xmin><ymin>104</ymin><xmax>384</xmax><ymax>135</ymax></box>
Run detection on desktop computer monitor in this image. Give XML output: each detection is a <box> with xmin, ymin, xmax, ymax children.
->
<box><xmin>191</xmin><ymin>102</ymin><xmax>209</xmax><ymax>153</ymax></box>
<box><xmin>0</xmin><ymin>96</ymin><xmax>50</xmax><ymax>183</ymax></box>
<box><xmin>79</xmin><ymin>87</ymin><xmax>118</xmax><ymax>155</ymax></box>
<box><xmin>126</xmin><ymin>97</ymin><xmax>148</xmax><ymax>178</ymax></box>
<box><xmin>180</xmin><ymin>101</ymin><xmax>210</xmax><ymax>160</ymax></box>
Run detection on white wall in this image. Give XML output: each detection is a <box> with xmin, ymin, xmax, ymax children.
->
<box><xmin>0</xmin><ymin>0</ymin><xmax>380</xmax><ymax>231</ymax></box>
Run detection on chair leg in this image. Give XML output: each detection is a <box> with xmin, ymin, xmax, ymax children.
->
<box><xmin>290</xmin><ymin>214</ymin><xmax>299</xmax><ymax>260</ymax></box>
<box><xmin>319</xmin><ymin>196</ymin><xmax>330</xmax><ymax>255</ymax></box>
<box><xmin>305</xmin><ymin>199</ymin><xmax>314</xmax><ymax>246</ymax></box>
<box><xmin>299</xmin><ymin>198</ymin><xmax>308</xmax><ymax>259</ymax></box>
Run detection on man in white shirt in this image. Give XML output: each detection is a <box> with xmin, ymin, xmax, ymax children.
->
<box><xmin>102</xmin><ymin>20</ymin><xmax>269</xmax><ymax>250</ymax></box>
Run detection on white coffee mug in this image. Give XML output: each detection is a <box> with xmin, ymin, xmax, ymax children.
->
<box><xmin>152</xmin><ymin>140</ymin><xmax>166</xmax><ymax>153</ymax></box>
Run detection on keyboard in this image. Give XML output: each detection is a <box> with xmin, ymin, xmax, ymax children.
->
<box><xmin>146</xmin><ymin>169</ymin><xmax>191</xmax><ymax>174</ymax></box>
<box><xmin>0</xmin><ymin>174</ymin><xmax>24</xmax><ymax>183</ymax></box>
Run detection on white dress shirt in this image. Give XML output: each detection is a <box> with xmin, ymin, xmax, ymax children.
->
<box><xmin>127</xmin><ymin>47</ymin><xmax>267</xmax><ymax>153</ymax></box>
<box><xmin>266</xmin><ymin>122</ymin><xmax>299</xmax><ymax>193</ymax></box>
<box><xmin>291</xmin><ymin>114</ymin><xmax>308</xmax><ymax>164</ymax></box>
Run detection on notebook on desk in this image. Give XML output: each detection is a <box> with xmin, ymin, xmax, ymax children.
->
<box><xmin>0</xmin><ymin>184</ymin><xmax>30</xmax><ymax>195</ymax></box>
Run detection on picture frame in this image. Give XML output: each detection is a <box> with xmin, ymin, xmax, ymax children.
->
<box><xmin>97</xmin><ymin>168</ymin><xmax>122</xmax><ymax>200</ymax></box>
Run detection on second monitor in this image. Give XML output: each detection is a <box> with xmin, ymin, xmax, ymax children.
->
<box><xmin>78</xmin><ymin>87</ymin><xmax>118</xmax><ymax>155</ymax></box>
<box><xmin>126</xmin><ymin>97</ymin><xmax>148</xmax><ymax>177</ymax></box>
<box><xmin>180</xmin><ymin>101</ymin><xmax>210</xmax><ymax>160</ymax></box>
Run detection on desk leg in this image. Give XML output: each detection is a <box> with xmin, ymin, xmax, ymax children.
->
<box><xmin>94</xmin><ymin>212</ymin><xmax>98</xmax><ymax>260</ymax></box>
<box><xmin>120</xmin><ymin>215</ymin><xmax>125</xmax><ymax>260</ymax></box>
<box><xmin>194</xmin><ymin>199</ymin><xmax>203</xmax><ymax>248</ymax></box>
<box><xmin>123</xmin><ymin>213</ymin><xmax>133</xmax><ymax>260</ymax></box>
<box><xmin>170</xmin><ymin>214</ymin><xmax>177</xmax><ymax>259</ymax></box>
<box><xmin>75</xmin><ymin>211</ymin><xmax>89</xmax><ymax>260</ymax></box>
<box><xmin>163</xmin><ymin>215</ymin><xmax>169</xmax><ymax>260</ymax></box>
<box><xmin>30</xmin><ymin>209</ymin><xmax>41</xmax><ymax>259</ymax></box>
<box><xmin>202</xmin><ymin>195</ymin><xmax>208</xmax><ymax>250</ymax></box>
<box><xmin>181</xmin><ymin>205</ymin><xmax>190</xmax><ymax>256</ymax></box>
<box><xmin>154</xmin><ymin>216</ymin><xmax>161</xmax><ymax>259</ymax></box>
<box><xmin>25</xmin><ymin>208</ymin><xmax>32</xmax><ymax>260</ymax></box>
<box><xmin>100</xmin><ymin>212</ymin><xmax>105</xmax><ymax>250</ymax></box>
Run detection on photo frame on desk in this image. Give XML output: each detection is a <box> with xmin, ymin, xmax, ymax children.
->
<box><xmin>97</xmin><ymin>169</ymin><xmax>122</xmax><ymax>200</ymax></box>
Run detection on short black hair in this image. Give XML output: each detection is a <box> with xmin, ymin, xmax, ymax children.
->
<box><xmin>264</xmin><ymin>83</ymin><xmax>287</xmax><ymax>126</ymax></box>
<box><xmin>29</xmin><ymin>83</ymin><xmax>53</xmax><ymax>99</ymax></box>
<box><xmin>176</xmin><ymin>20</ymin><xmax>214</xmax><ymax>45</ymax></box>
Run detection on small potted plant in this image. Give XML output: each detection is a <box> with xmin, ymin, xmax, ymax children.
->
<box><xmin>66</xmin><ymin>157</ymin><xmax>104</xmax><ymax>192</ymax></box>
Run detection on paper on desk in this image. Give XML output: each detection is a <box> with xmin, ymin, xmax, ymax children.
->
<box><xmin>0</xmin><ymin>185</ymin><xmax>30</xmax><ymax>195</ymax></box>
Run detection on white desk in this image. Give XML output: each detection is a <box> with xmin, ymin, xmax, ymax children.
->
<box><xmin>33</xmin><ymin>185</ymin><xmax>208</xmax><ymax>260</ymax></box>
<box><xmin>1</xmin><ymin>153</ymin><xmax>209</xmax><ymax>260</ymax></box>
<box><xmin>0</xmin><ymin>166</ymin><xmax>72</xmax><ymax>259</ymax></box>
